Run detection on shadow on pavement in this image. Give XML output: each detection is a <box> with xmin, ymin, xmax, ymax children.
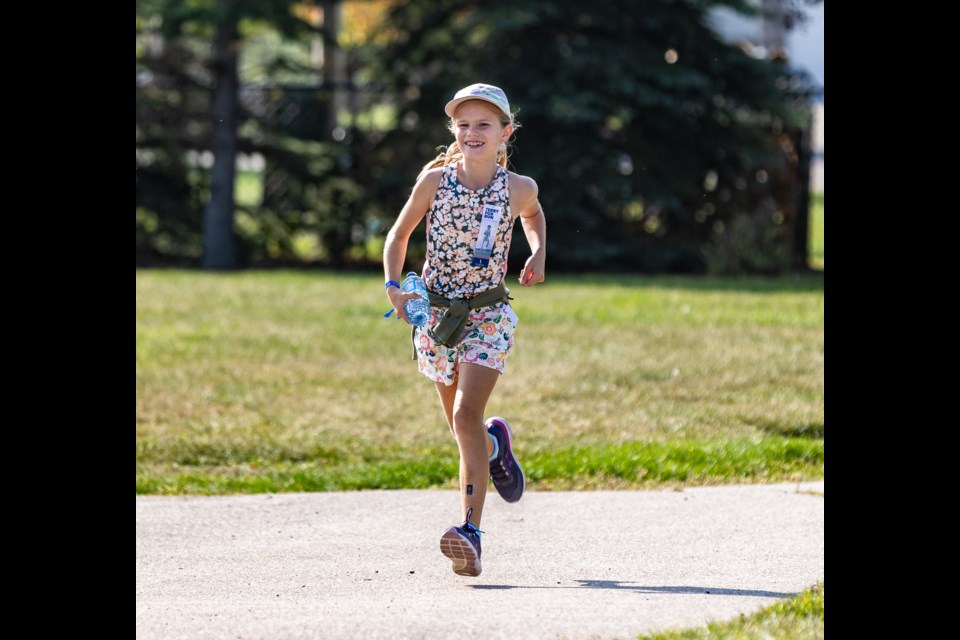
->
<box><xmin>471</xmin><ymin>581</ymin><xmax>795</xmax><ymax>598</ymax></box>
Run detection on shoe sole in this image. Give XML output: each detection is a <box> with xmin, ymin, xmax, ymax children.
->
<box><xmin>487</xmin><ymin>417</ymin><xmax>525</xmax><ymax>503</ymax></box>
<box><xmin>440</xmin><ymin>527</ymin><xmax>482</xmax><ymax>577</ymax></box>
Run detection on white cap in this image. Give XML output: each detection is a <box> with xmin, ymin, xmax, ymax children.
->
<box><xmin>444</xmin><ymin>83</ymin><xmax>511</xmax><ymax>119</ymax></box>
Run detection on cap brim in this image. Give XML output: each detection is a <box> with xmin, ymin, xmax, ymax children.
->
<box><xmin>444</xmin><ymin>96</ymin><xmax>508</xmax><ymax>119</ymax></box>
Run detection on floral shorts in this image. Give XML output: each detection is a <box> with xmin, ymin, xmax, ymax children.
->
<box><xmin>413</xmin><ymin>302</ymin><xmax>519</xmax><ymax>386</ymax></box>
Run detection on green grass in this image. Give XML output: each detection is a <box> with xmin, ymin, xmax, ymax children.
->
<box><xmin>236</xmin><ymin>170</ymin><xmax>263</xmax><ymax>207</ymax></box>
<box><xmin>341</xmin><ymin>103</ymin><xmax>398</xmax><ymax>131</ymax></box>
<box><xmin>641</xmin><ymin>582</ymin><xmax>823</xmax><ymax>639</ymax></box>
<box><xmin>809</xmin><ymin>191</ymin><xmax>823</xmax><ymax>269</ymax></box>
<box><xmin>136</xmin><ymin>271</ymin><xmax>823</xmax><ymax>495</ymax></box>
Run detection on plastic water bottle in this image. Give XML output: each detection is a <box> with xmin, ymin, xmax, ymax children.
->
<box><xmin>401</xmin><ymin>272</ymin><xmax>431</xmax><ymax>327</ymax></box>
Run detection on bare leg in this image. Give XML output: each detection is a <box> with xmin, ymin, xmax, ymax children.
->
<box><xmin>435</xmin><ymin>380</ymin><xmax>457</xmax><ymax>438</ymax></box>
<box><xmin>435</xmin><ymin>378</ymin><xmax>495</xmax><ymax>457</ymax></box>
<box><xmin>449</xmin><ymin>363</ymin><xmax>500</xmax><ymax>527</ymax></box>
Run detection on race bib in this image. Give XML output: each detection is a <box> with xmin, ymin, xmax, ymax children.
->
<box><xmin>470</xmin><ymin>204</ymin><xmax>503</xmax><ymax>267</ymax></box>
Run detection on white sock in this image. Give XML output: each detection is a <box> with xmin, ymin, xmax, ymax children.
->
<box><xmin>488</xmin><ymin>432</ymin><xmax>499</xmax><ymax>461</ymax></box>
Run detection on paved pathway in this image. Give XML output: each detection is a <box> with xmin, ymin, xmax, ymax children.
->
<box><xmin>136</xmin><ymin>481</ymin><xmax>824</xmax><ymax>639</ymax></box>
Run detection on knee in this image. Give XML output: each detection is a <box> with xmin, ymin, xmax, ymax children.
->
<box><xmin>452</xmin><ymin>402</ymin><xmax>484</xmax><ymax>438</ymax></box>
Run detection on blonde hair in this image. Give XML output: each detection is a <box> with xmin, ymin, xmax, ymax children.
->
<box><xmin>417</xmin><ymin>99</ymin><xmax>520</xmax><ymax>181</ymax></box>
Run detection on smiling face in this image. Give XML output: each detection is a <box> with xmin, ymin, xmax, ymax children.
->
<box><xmin>452</xmin><ymin>100</ymin><xmax>513</xmax><ymax>162</ymax></box>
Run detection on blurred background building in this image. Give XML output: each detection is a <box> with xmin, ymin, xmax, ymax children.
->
<box><xmin>710</xmin><ymin>0</ymin><xmax>823</xmax><ymax>191</ymax></box>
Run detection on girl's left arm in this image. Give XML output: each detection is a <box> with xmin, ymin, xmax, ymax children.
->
<box><xmin>517</xmin><ymin>178</ymin><xmax>546</xmax><ymax>287</ymax></box>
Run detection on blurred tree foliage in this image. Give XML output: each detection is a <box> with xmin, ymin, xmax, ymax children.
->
<box><xmin>136</xmin><ymin>0</ymin><xmax>378</xmax><ymax>267</ymax></box>
<box><xmin>136</xmin><ymin>0</ymin><xmax>818</xmax><ymax>274</ymax></box>
<box><xmin>363</xmin><ymin>0</ymin><xmax>818</xmax><ymax>274</ymax></box>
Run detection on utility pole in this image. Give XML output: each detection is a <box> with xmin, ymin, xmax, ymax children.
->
<box><xmin>321</xmin><ymin>1</ymin><xmax>346</xmax><ymax>139</ymax></box>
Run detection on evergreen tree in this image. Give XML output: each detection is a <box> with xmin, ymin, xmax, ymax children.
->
<box><xmin>363</xmin><ymin>0</ymin><xmax>815</xmax><ymax>272</ymax></box>
<box><xmin>136</xmin><ymin>0</ymin><xmax>322</xmax><ymax>268</ymax></box>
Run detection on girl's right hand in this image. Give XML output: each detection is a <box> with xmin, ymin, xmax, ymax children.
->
<box><xmin>386</xmin><ymin>287</ymin><xmax>422</xmax><ymax>324</ymax></box>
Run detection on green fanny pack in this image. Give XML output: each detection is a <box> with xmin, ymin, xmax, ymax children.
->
<box><xmin>411</xmin><ymin>281</ymin><xmax>513</xmax><ymax>358</ymax></box>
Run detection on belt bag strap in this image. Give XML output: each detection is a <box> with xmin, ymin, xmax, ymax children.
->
<box><xmin>410</xmin><ymin>281</ymin><xmax>512</xmax><ymax>358</ymax></box>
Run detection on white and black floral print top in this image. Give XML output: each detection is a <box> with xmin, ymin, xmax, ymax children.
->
<box><xmin>423</xmin><ymin>163</ymin><xmax>514</xmax><ymax>298</ymax></box>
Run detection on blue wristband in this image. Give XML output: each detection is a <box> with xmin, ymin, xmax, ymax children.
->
<box><xmin>385</xmin><ymin>280</ymin><xmax>400</xmax><ymax>290</ymax></box>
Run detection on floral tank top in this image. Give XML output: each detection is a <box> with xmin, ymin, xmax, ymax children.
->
<box><xmin>423</xmin><ymin>164</ymin><xmax>514</xmax><ymax>298</ymax></box>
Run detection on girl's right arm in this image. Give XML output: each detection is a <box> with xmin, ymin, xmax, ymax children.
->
<box><xmin>383</xmin><ymin>168</ymin><xmax>443</xmax><ymax>323</ymax></box>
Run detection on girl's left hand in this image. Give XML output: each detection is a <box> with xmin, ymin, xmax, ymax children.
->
<box><xmin>519</xmin><ymin>253</ymin><xmax>545</xmax><ymax>287</ymax></box>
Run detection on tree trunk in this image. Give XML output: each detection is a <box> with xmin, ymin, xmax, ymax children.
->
<box><xmin>202</xmin><ymin>0</ymin><xmax>239</xmax><ymax>270</ymax></box>
<box><xmin>792</xmin><ymin>107</ymin><xmax>813</xmax><ymax>270</ymax></box>
<box><xmin>321</xmin><ymin>0</ymin><xmax>345</xmax><ymax>139</ymax></box>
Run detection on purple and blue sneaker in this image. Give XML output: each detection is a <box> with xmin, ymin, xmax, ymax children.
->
<box><xmin>486</xmin><ymin>416</ymin><xmax>525</xmax><ymax>503</ymax></box>
<box><xmin>440</xmin><ymin>507</ymin><xmax>483</xmax><ymax>576</ymax></box>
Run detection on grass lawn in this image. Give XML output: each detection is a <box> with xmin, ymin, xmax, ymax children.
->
<box><xmin>641</xmin><ymin>582</ymin><xmax>823</xmax><ymax>639</ymax></box>
<box><xmin>136</xmin><ymin>271</ymin><xmax>824</xmax><ymax>495</ymax></box>
<box><xmin>809</xmin><ymin>191</ymin><xmax>823</xmax><ymax>269</ymax></box>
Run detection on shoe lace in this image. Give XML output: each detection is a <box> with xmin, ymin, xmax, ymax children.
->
<box><xmin>490</xmin><ymin>456</ymin><xmax>511</xmax><ymax>482</ymax></box>
<box><xmin>463</xmin><ymin>507</ymin><xmax>484</xmax><ymax>535</ymax></box>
